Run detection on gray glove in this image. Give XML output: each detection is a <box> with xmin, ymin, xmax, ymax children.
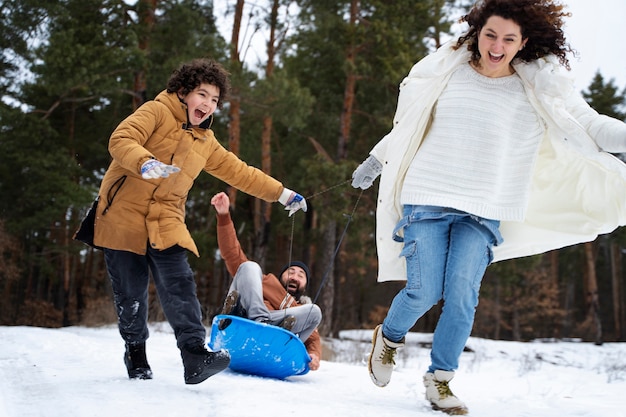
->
<box><xmin>351</xmin><ymin>155</ymin><xmax>383</xmax><ymax>189</ymax></box>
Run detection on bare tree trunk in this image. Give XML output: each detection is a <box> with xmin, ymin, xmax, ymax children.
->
<box><xmin>548</xmin><ymin>250</ymin><xmax>560</xmax><ymax>338</ymax></box>
<box><xmin>430</xmin><ymin>0</ymin><xmax>445</xmax><ymax>49</ymax></box>
<box><xmin>337</xmin><ymin>0</ymin><xmax>358</xmax><ymax>161</ymax></box>
<box><xmin>253</xmin><ymin>0</ymin><xmax>279</xmax><ymax>265</ymax></box>
<box><xmin>511</xmin><ymin>309</ymin><xmax>521</xmax><ymax>341</ymax></box>
<box><xmin>62</xmin><ymin>101</ymin><xmax>78</xmax><ymax>326</ymax></box>
<box><xmin>133</xmin><ymin>0</ymin><xmax>156</xmax><ymax>109</ymax></box>
<box><xmin>319</xmin><ymin>0</ymin><xmax>360</xmax><ymax>336</ymax></box>
<box><xmin>583</xmin><ymin>242</ymin><xmax>602</xmax><ymax>345</ymax></box>
<box><xmin>227</xmin><ymin>0</ymin><xmax>244</xmax><ymax>207</ymax></box>
<box><xmin>563</xmin><ymin>279</ymin><xmax>575</xmax><ymax>335</ymax></box>
<box><xmin>253</xmin><ymin>115</ymin><xmax>272</xmax><ymax>267</ymax></box>
<box><xmin>610</xmin><ymin>242</ymin><xmax>622</xmax><ymax>340</ymax></box>
<box><xmin>493</xmin><ymin>276</ymin><xmax>501</xmax><ymax>340</ymax></box>
<box><xmin>317</xmin><ymin>220</ymin><xmax>336</xmax><ymax>337</ymax></box>
<box><xmin>0</xmin><ymin>221</ymin><xmax>21</xmax><ymax>324</ymax></box>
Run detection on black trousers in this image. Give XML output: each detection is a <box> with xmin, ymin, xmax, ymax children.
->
<box><xmin>104</xmin><ymin>245</ymin><xmax>205</xmax><ymax>350</ymax></box>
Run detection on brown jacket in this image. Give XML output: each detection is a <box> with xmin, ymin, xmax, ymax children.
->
<box><xmin>216</xmin><ymin>212</ymin><xmax>322</xmax><ymax>359</ymax></box>
<box><xmin>93</xmin><ymin>90</ymin><xmax>284</xmax><ymax>256</ymax></box>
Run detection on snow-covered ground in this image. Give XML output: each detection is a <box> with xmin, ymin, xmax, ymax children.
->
<box><xmin>1</xmin><ymin>323</ymin><xmax>625</xmax><ymax>417</ymax></box>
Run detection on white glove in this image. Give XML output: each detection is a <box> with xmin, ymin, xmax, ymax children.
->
<box><xmin>278</xmin><ymin>188</ymin><xmax>308</xmax><ymax>217</ymax></box>
<box><xmin>351</xmin><ymin>155</ymin><xmax>382</xmax><ymax>189</ymax></box>
<box><xmin>140</xmin><ymin>159</ymin><xmax>181</xmax><ymax>179</ymax></box>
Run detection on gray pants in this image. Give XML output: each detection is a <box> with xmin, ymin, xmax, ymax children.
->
<box><xmin>229</xmin><ymin>262</ymin><xmax>322</xmax><ymax>342</ymax></box>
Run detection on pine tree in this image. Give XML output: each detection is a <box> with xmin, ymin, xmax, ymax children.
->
<box><xmin>582</xmin><ymin>71</ymin><xmax>626</xmax><ymax>120</ymax></box>
<box><xmin>0</xmin><ymin>0</ymin><xmax>229</xmax><ymax>326</ymax></box>
<box><xmin>580</xmin><ymin>72</ymin><xmax>626</xmax><ymax>341</ymax></box>
<box><xmin>280</xmin><ymin>0</ymin><xmax>461</xmax><ymax>335</ymax></box>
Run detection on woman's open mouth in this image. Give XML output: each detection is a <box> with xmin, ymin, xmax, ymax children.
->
<box><xmin>489</xmin><ymin>52</ymin><xmax>504</xmax><ymax>63</ymax></box>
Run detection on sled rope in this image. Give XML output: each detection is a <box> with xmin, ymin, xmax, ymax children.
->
<box><xmin>310</xmin><ymin>188</ymin><xmax>362</xmax><ymax>304</ymax></box>
<box><xmin>287</xmin><ymin>212</ymin><xmax>296</xmax><ymax>270</ymax></box>
<box><xmin>283</xmin><ymin>178</ymin><xmax>362</xmax><ymax>336</ymax></box>
<box><xmin>305</xmin><ymin>178</ymin><xmax>352</xmax><ymax>200</ymax></box>
<box><xmin>283</xmin><ymin>178</ymin><xmax>362</xmax><ymax>334</ymax></box>
<box><xmin>285</xmin><ymin>178</ymin><xmax>352</xmax><ymax>269</ymax></box>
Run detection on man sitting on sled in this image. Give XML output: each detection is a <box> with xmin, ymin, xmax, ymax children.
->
<box><xmin>211</xmin><ymin>192</ymin><xmax>323</xmax><ymax>371</ymax></box>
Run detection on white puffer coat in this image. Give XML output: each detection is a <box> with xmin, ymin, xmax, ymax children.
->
<box><xmin>370</xmin><ymin>41</ymin><xmax>626</xmax><ymax>282</ymax></box>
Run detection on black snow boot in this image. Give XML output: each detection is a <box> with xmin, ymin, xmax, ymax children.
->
<box><xmin>181</xmin><ymin>343</ymin><xmax>230</xmax><ymax>385</ymax></box>
<box><xmin>124</xmin><ymin>342</ymin><xmax>153</xmax><ymax>380</ymax></box>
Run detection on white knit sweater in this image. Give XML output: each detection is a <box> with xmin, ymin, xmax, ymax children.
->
<box><xmin>400</xmin><ymin>63</ymin><xmax>543</xmax><ymax>221</ymax></box>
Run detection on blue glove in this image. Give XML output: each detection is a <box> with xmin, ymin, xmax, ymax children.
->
<box><xmin>351</xmin><ymin>155</ymin><xmax>382</xmax><ymax>189</ymax></box>
<box><xmin>279</xmin><ymin>188</ymin><xmax>308</xmax><ymax>217</ymax></box>
<box><xmin>141</xmin><ymin>159</ymin><xmax>181</xmax><ymax>179</ymax></box>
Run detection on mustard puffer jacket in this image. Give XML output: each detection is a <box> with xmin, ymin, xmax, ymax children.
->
<box><xmin>93</xmin><ymin>90</ymin><xmax>284</xmax><ymax>256</ymax></box>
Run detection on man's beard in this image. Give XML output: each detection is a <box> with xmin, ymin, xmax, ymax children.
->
<box><xmin>285</xmin><ymin>280</ymin><xmax>305</xmax><ymax>300</ymax></box>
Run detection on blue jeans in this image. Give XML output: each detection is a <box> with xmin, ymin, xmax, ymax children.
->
<box><xmin>383</xmin><ymin>205</ymin><xmax>502</xmax><ymax>373</ymax></box>
<box><xmin>104</xmin><ymin>245</ymin><xmax>205</xmax><ymax>350</ymax></box>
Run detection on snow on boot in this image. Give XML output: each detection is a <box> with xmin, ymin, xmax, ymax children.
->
<box><xmin>220</xmin><ymin>290</ymin><xmax>246</xmax><ymax>317</ymax></box>
<box><xmin>124</xmin><ymin>342</ymin><xmax>153</xmax><ymax>380</ymax></box>
<box><xmin>423</xmin><ymin>370</ymin><xmax>468</xmax><ymax>415</ymax></box>
<box><xmin>277</xmin><ymin>315</ymin><xmax>296</xmax><ymax>332</ymax></box>
<box><xmin>368</xmin><ymin>324</ymin><xmax>404</xmax><ymax>387</ymax></box>
<box><xmin>181</xmin><ymin>343</ymin><xmax>230</xmax><ymax>385</ymax></box>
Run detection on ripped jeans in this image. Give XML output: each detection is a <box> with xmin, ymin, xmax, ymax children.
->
<box><xmin>382</xmin><ymin>205</ymin><xmax>502</xmax><ymax>373</ymax></box>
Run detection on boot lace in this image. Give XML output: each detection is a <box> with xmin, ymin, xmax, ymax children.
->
<box><xmin>435</xmin><ymin>379</ymin><xmax>454</xmax><ymax>399</ymax></box>
<box><xmin>379</xmin><ymin>344</ymin><xmax>397</xmax><ymax>365</ymax></box>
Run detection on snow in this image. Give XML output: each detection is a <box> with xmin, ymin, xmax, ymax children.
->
<box><xmin>1</xmin><ymin>323</ymin><xmax>625</xmax><ymax>417</ymax></box>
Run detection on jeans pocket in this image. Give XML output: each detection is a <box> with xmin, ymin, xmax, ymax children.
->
<box><xmin>399</xmin><ymin>239</ymin><xmax>421</xmax><ymax>289</ymax></box>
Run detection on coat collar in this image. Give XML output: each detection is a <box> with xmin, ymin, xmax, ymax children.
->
<box><xmin>513</xmin><ymin>55</ymin><xmax>575</xmax><ymax>104</ymax></box>
<box><xmin>154</xmin><ymin>90</ymin><xmax>214</xmax><ymax>139</ymax></box>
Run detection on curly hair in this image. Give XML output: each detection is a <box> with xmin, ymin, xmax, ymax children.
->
<box><xmin>166</xmin><ymin>59</ymin><xmax>231</xmax><ymax>109</ymax></box>
<box><xmin>454</xmin><ymin>0</ymin><xmax>575</xmax><ymax>70</ymax></box>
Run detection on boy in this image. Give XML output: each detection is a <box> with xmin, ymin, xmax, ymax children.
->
<box><xmin>91</xmin><ymin>59</ymin><xmax>306</xmax><ymax>384</ymax></box>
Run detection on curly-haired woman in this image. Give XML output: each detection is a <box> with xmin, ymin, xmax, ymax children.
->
<box><xmin>351</xmin><ymin>0</ymin><xmax>626</xmax><ymax>414</ymax></box>
<box><xmin>89</xmin><ymin>59</ymin><xmax>307</xmax><ymax>385</ymax></box>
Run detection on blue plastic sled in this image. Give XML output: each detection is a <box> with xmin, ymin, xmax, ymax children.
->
<box><xmin>208</xmin><ymin>314</ymin><xmax>310</xmax><ymax>379</ymax></box>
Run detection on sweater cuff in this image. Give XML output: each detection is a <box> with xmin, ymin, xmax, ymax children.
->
<box><xmin>216</xmin><ymin>212</ymin><xmax>232</xmax><ymax>226</ymax></box>
<box><xmin>278</xmin><ymin>187</ymin><xmax>294</xmax><ymax>205</ymax></box>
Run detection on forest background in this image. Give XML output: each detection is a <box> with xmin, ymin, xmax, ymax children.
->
<box><xmin>1</xmin><ymin>0</ymin><xmax>625</xmax><ymax>345</ymax></box>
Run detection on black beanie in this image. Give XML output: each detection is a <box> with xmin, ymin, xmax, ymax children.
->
<box><xmin>279</xmin><ymin>261</ymin><xmax>311</xmax><ymax>286</ymax></box>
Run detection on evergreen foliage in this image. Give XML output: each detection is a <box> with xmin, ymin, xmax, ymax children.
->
<box><xmin>0</xmin><ymin>0</ymin><xmax>624</xmax><ymax>343</ymax></box>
